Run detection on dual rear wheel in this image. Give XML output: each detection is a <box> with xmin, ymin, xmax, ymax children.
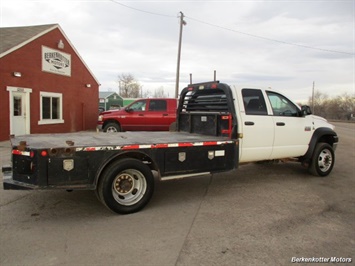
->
<box><xmin>97</xmin><ymin>158</ymin><xmax>154</xmax><ymax>214</ymax></box>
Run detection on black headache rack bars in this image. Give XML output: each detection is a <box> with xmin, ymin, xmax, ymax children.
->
<box><xmin>177</xmin><ymin>81</ymin><xmax>238</xmax><ymax>139</ymax></box>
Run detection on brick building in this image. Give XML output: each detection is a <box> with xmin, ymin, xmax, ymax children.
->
<box><xmin>0</xmin><ymin>24</ymin><xmax>99</xmax><ymax>141</ymax></box>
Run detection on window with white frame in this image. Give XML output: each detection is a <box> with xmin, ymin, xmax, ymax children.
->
<box><xmin>38</xmin><ymin>92</ymin><xmax>64</xmax><ymax>124</ymax></box>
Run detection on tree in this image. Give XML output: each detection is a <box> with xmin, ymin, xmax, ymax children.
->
<box><xmin>153</xmin><ymin>86</ymin><xmax>168</xmax><ymax>98</ymax></box>
<box><xmin>308</xmin><ymin>90</ymin><xmax>355</xmax><ymax>120</ymax></box>
<box><xmin>118</xmin><ymin>74</ymin><xmax>142</xmax><ymax>98</ymax></box>
<box><xmin>309</xmin><ymin>90</ymin><xmax>328</xmax><ymax>117</ymax></box>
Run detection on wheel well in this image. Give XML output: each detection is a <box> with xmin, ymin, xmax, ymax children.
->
<box><xmin>302</xmin><ymin>128</ymin><xmax>338</xmax><ymax>162</ymax></box>
<box><xmin>103</xmin><ymin>119</ymin><xmax>120</xmax><ymax>129</ymax></box>
<box><xmin>95</xmin><ymin>151</ymin><xmax>159</xmax><ymax>188</ymax></box>
<box><xmin>318</xmin><ymin>135</ymin><xmax>336</xmax><ymax>146</ymax></box>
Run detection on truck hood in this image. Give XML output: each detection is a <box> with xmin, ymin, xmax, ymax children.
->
<box><xmin>101</xmin><ymin>109</ymin><xmax>124</xmax><ymax>115</ymax></box>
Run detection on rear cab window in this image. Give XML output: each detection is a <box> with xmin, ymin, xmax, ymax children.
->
<box><xmin>242</xmin><ymin>89</ymin><xmax>268</xmax><ymax>115</ymax></box>
<box><xmin>148</xmin><ymin>100</ymin><xmax>167</xmax><ymax>111</ymax></box>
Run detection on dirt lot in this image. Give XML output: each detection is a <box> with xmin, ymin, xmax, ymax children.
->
<box><xmin>0</xmin><ymin>122</ymin><xmax>354</xmax><ymax>266</ymax></box>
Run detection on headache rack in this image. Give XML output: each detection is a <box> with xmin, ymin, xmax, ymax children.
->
<box><xmin>177</xmin><ymin>81</ymin><xmax>237</xmax><ymax>138</ymax></box>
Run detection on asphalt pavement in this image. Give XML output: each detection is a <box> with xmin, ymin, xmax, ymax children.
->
<box><xmin>1</xmin><ymin>122</ymin><xmax>354</xmax><ymax>266</ymax></box>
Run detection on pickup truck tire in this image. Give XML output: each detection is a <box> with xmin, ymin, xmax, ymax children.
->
<box><xmin>103</xmin><ymin>122</ymin><xmax>121</xmax><ymax>132</ymax></box>
<box><xmin>97</xmin><ymin>158</ymin><xmax>154</xmax><ymax>214</ymax></box>
<box><xmin>309</xmin><ymin>142</ymin><xmax>334</xmax><ymax>177</ymax></box>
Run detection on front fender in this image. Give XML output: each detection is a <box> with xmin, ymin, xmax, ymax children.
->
<box><xmin>303</xmin><ymin>127</ymin><xmax>339</xmax><ymax>161</ymax></box>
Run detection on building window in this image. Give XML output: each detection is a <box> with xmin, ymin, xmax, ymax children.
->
<box><xmin>38</xmin><ymin>92</ymin><xmax>64</xmax><ymax>125</ymax></box>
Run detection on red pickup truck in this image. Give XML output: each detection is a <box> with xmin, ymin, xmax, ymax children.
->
<box><xmin>97</xmin><ymin>98</ymin><xmax>177</xmax><ymax>132</ymax></box>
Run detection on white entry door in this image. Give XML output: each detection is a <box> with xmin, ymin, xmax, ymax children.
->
<box><xmin>12</xmin><ymin>92</ymin><xmax>27</xmax><ymax>135</ymax></box>
<box><xmin>7</xmin><ymin>87</ymin><xmax>32</xmax><ymax>136</ymax></box>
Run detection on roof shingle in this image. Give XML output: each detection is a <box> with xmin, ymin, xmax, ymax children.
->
<box><xmin>0</xmin><ymin>24</ymin><xmax>58</xmax><ymax>56</ymax></box>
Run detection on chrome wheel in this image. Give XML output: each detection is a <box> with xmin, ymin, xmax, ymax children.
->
<box><xmin>317</xmin><ymin>148</ymin><xmax>333</xmax><ymax>173</ymax></box>
<box><xmin>309</xmin><ymin>142</ymin><xmax>335</xmax><ymax>177</ymax></box>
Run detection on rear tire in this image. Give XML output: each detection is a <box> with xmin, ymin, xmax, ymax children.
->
<box><xmin>97</xmin><ymin>158</ymin><xmax>154</xmax><ymax>214</ymax></box>
<box><xmin>103</xmin><ymin>122</ymin><xmax>121</xmax><ymax>132</ymax></box>
<box><xmin>309</xmin><ymin>142</ymin><xmax>335</xmax><ymax>176</ymax></box>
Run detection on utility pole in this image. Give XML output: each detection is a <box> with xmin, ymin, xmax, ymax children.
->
<box><xmin>312</xmin><ymin>81</ymin><xmax>315</xmax><ymax>114</ymax></box>
<box><xmin>175</xmin><ymin>11</ymin><xmax>186</xmax><ymax>99</ymax></box>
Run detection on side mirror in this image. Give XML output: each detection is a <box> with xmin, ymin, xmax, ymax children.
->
<box><xmin>301</xmin><ymin>105</ymin><xmax>312</xmax><ymax>116</ymax></box>
<box><xmin>125</xmin><ymin>107</ymin><xmax>132</xmax><ymax>112</ymax></box>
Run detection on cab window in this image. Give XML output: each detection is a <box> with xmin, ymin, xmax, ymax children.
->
<box><xmin>149</xmin><ymin>100</ymin><xmax>167</xmax><ymax>111</ymax></box>
<box><xmin>129</xmin><ymin>100</ymin><xmax>146</xmax><ymax>111</ymax></box>
<box><xmin>266</xmin><ymin>91</ymin><xmax>299</xmax><ymax>117</ymax></box>
<box><xmin>242</xmin><ymin>89</ymin><xmax>268</xmax><ymax>115</ymax></box>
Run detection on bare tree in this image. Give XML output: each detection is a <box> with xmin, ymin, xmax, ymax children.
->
<box><xmin>309</xmin><ymin>90</ymin><xmax>328</xmax><ymax>117</ymax></box>
<box><xmin>308</xmin><ymin>90</ymin><xmax>355</xmax><ymax>120</ymax></box>
<box><xmin>118</xmin><ymin>74</ymin><xmax>142</xmax><ymax>98</ymax></box>
<box><xmin>153</xmin><ymin>86</ymin><xmax>168</xmax><ymax>98</ymax></box>
<box><xmin>337</xmin><ymin>93</ymin><xmax>355</xmax><ymax>120</ymax></box>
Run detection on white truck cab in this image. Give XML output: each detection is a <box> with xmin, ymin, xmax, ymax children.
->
<box><xmin>230</xmin><ymin>85</ymin><xmax>337</xmax><ymax>175</ymax></box>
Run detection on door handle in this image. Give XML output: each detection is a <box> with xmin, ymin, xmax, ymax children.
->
<box><xmin>244</xmin><ymin>121</ymin><xmax>254</xmax><ymax>126</ymax></box>
<box><xmin>162</xmin><ymin>114</ymin><xmax>168</xmax><ymax>116</ymax></box>
<box><xmin>276</xmin><ymin>122</ymin><xmax>285</xmax><ymax>126</ymax></box>
<box><xmin>139</xmin><ymin>114</ymin><xmax>144</xmax><ymax>116</ymax></box>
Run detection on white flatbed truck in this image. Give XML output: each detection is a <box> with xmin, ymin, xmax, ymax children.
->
<box><xmin>2</xmin><ymin>81</ymin><xmax>338</xmax><ymax>214</ymax></box>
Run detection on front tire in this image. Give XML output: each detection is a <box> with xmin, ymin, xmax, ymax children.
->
<box><xmin>97</xmin><ymin>158</ymin><xmax>154</xmax><ymax>214</ymax></box>
<box><xmin>309</xmin><ymin>142</ymin><xmax>335</xmax><ymax>176</ymax></box>
<box><xmin>103</xmin><ymin>122</ymin><xmax>121</xmax><ymax>132</ymax></box>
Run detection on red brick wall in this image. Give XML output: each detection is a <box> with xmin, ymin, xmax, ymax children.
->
<box><xmin>0</xmin><ymin>27</ymin><xmax>99</xmax><ymax>141</ymax></box>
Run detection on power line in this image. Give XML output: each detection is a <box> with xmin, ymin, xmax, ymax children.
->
<box><xmin>109</xmin><ymin>0</ymin><xmax>175</xmax><ymax>18</ymax></box>
<box><xmin>186</xmin><ymin>16</ymin><xmax>354</xmax><ymax>56</ymax></box>
<box><xmin>109</xmin><ymin>1</ymin><xmax>354</xmax><ymax>56</ymax></box>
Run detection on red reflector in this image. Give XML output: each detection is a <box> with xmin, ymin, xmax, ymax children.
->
<box><xmin>30</xmin><ymin>151</ymin><xmax>35</xmax><ymax>158</ymax></box>
<box><xmin>188</xmin><ymin>87</ymin><xmax>193</xmax><ymax>91</ymax></box>
<box><xmin>210</xmin><ymin>83</ymin><xmax>218</xmax><ymax>89</ymax></box>
<box><xmin>12</xmin><ymin>150</ymin><xmax>22</xmax><ymax>155</ymax></box>
<box><xmin>41</xmin><ymin>150</ymin><xmax>48</xmax><ymax>157</ymax></box>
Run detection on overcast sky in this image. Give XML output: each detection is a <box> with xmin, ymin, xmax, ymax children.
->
<box><xmin>1</xmin><ymin>0</ymin><xmax>354</xmax><ymax>101</ymax></box>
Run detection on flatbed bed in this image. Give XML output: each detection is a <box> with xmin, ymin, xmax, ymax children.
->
<box><xmin>10</xmin><ymin>131</ymin><xmax>232</xmax><ymax>149</ymax></box>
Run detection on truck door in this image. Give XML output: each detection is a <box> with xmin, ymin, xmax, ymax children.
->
<box><xmin>122</xmin><ymin>99</ymin><xmax>147</xmax><ymax>130</ymax></box>
<box><xmin>147</xmin><ymin>99</ymin><xmax>170</xmax><ymax>130</ymax></box>
<box><xmin>266</xmin><ymin>91</ymin><xmax>312</xmax><ymax>158</ymax></box>
<box><xmin>239</xmin><ymin>89</ymin><xmax>274</xmax><ymax>163</ymax></box>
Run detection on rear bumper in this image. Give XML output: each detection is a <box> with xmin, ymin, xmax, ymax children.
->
<box><xmin>2</xmin><ymin>166</ymin><xmax>35</xmax><ymax>190</ymax></box>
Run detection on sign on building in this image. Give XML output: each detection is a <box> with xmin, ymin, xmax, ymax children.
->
<box><xmin>42</xmin><ymin>46</ymin><xmax>71</xmax><ymax>77</ymax></box>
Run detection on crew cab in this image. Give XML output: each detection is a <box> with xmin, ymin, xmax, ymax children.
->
<box><xmin>2</xmin><ymin>81</ymin><xmax>338</xmax><ymax>214</ymax></box>
<box><xmin>97</xmin><ymin>98</ymin><xmax>177</xmax><ymax>132</ymax></box>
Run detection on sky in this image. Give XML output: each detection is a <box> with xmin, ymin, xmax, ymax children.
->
<box><xmin>1</xmin><ymin>0</ymin><xmax>354</xmax><ymax>102</ymax></box>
